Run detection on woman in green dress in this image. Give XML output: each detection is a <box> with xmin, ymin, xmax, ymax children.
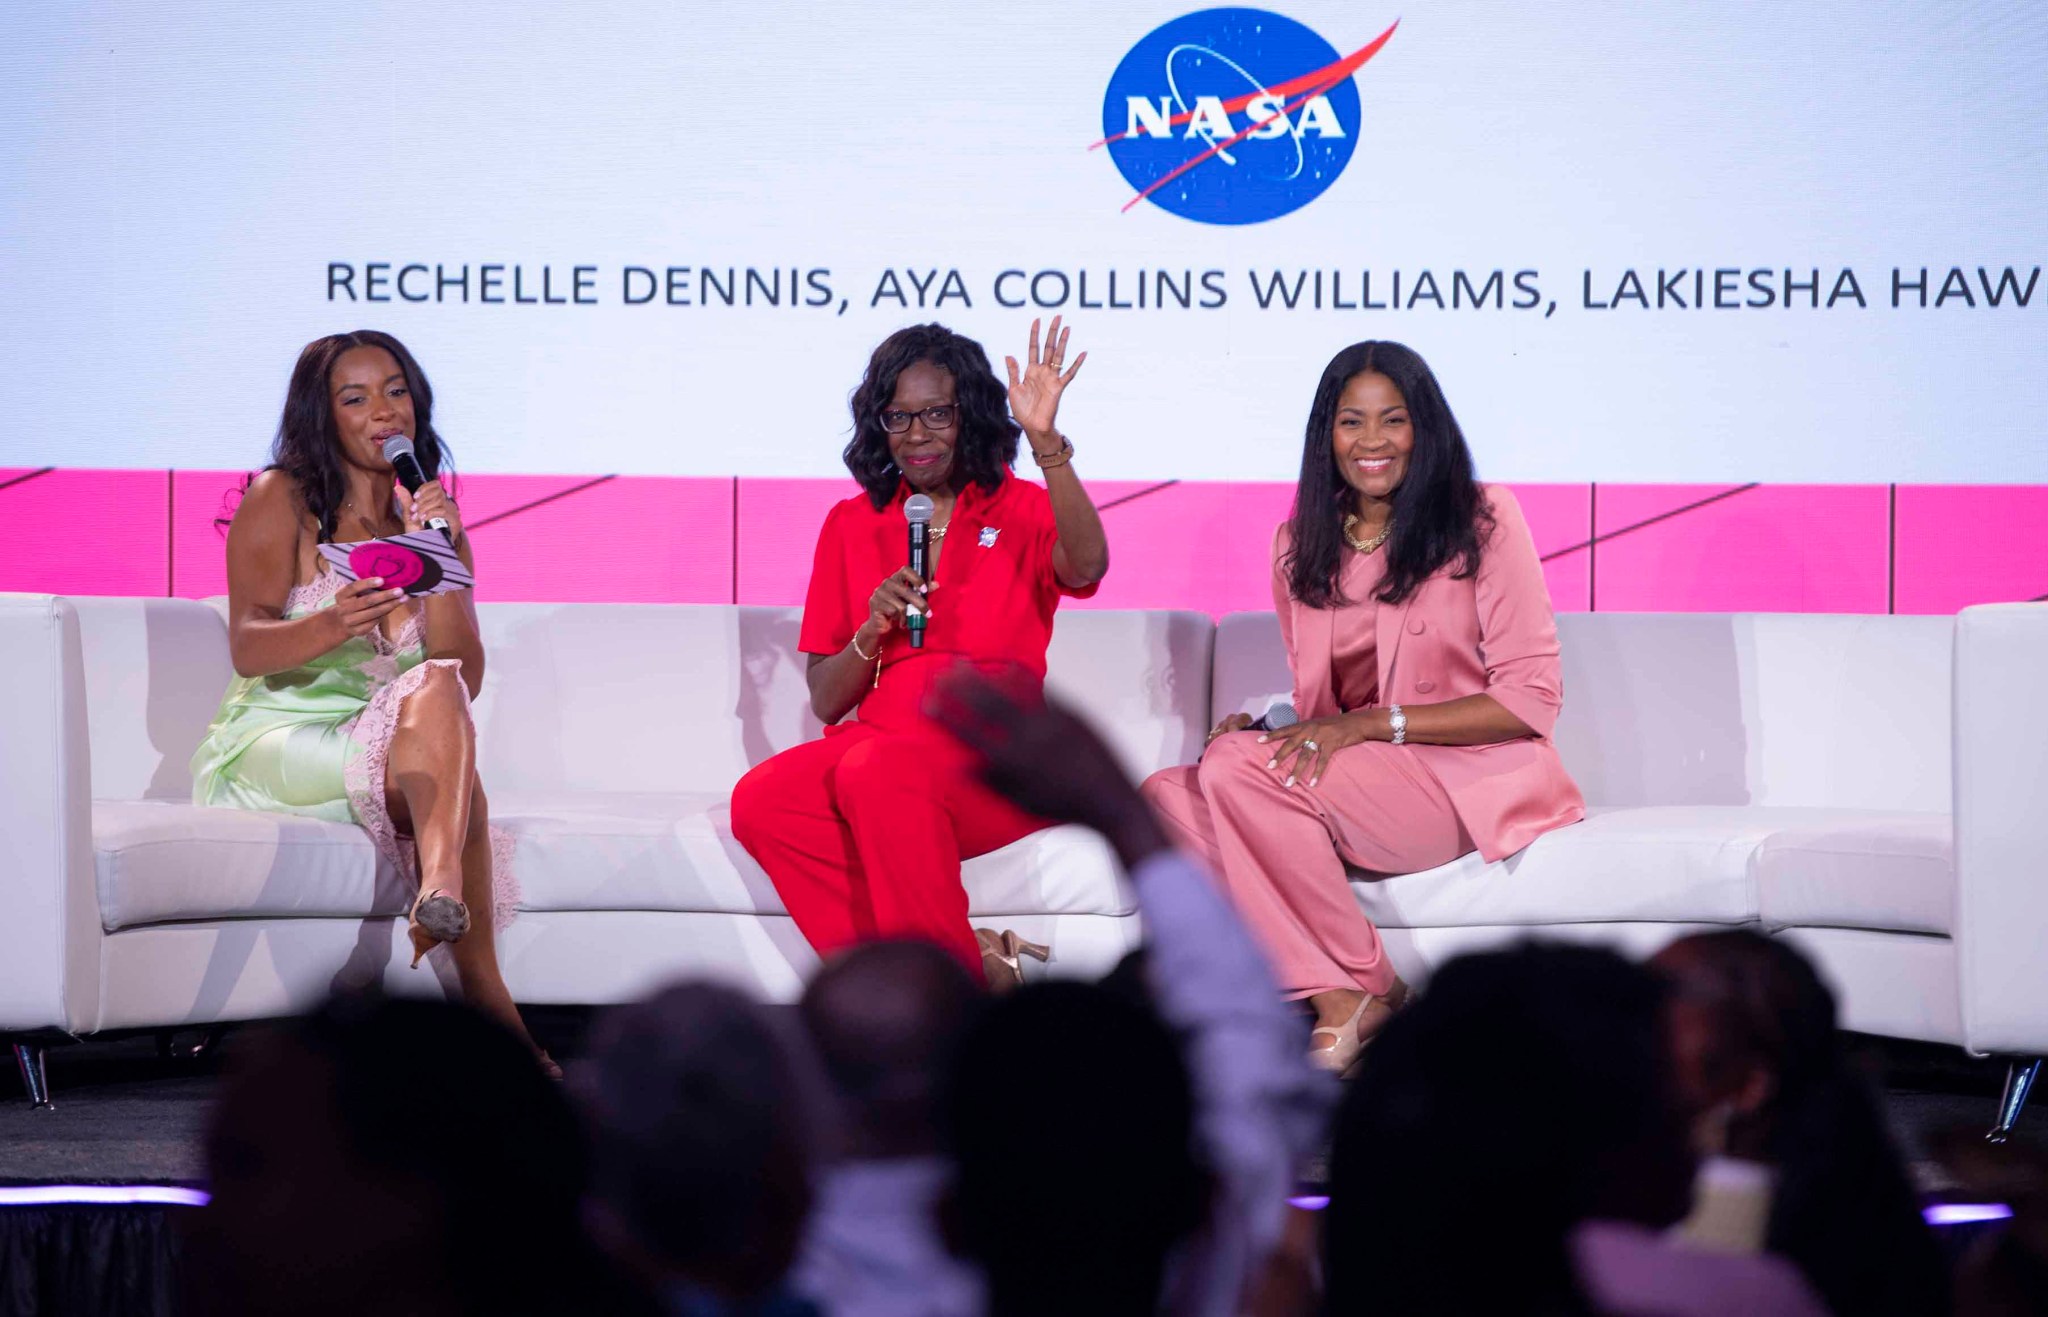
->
<box><xmin>191</xmin><ymin>330</ymin><xmax>550</xmax><ymax>1073</ymax></box>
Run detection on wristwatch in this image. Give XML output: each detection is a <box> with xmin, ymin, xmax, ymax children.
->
<box><xmin>1387</xmin><ymin>703</ymin><xmax>1407</xmax><ymax>745</ymax></box>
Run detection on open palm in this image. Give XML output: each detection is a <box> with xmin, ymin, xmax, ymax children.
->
<box><xmin>1005</xmin><ymin>315</ymin><xmax>1086</xmax><ymax>441</ymax></box>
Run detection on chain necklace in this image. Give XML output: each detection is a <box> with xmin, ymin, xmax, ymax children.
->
<box><xmin>1342</xmin><ymin>514</ymin><xmax>1394</xmax><ymax>554</ymax></box>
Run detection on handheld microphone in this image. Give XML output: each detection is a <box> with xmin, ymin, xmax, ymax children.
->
<box><xmin>381</xmin><ymin>434</ymin><xmax>452</xmax><ymax>541</ymax></box>
<box><xmin>903</xmin><ymin>494</ymin><xmax>934</xmax><ymax>648</ymax></box>
<box><xmin>1250</xmin><ymin>701</ymin><xmax>1298</xmax><ymax>733</ymax></box>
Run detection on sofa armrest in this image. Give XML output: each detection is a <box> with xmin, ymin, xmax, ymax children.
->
<box><xmin>1954</xmin><ymin>603</ymin><xmax>2048</xmax><ymax>1057</ymax></box>
<box><xmin>0</xmin><ymin>595</ymin><xmax>101</xmax><ymax>1034</ymax></box>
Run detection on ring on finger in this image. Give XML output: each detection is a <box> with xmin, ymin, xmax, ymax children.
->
<box><xmin>1303</xmin><ymin>739</ymin><xmax>1319</xmax><ymax>752</ymax></box>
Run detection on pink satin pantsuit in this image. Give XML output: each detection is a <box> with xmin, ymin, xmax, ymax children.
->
<box><xmin>1141</xmin><ymin>486</ymin><xmax>1585</xmax><ymax>998</ymax></box>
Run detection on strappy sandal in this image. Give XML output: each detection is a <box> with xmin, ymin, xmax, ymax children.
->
<box><xmin>974</xmin><ymin>927</ymin><xmax>1050</xmax><ymax>993</ymax></box>
<box><xmin>407</xmin><ymin>887</ymin><xmax>472</xmax><ymax>968</ymax></box>
<box><xmin>1307</xmin><ymin>978</ymin><xmax>1411</xmax><ymax>1077</ymax></box>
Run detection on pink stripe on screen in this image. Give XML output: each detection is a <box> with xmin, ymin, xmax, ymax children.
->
<box><xmin>1592</xmin><ymin>484</ymin><xmax>1889</xmax><ymax>613</ymax></box>
<box><xmin>171</xmin><ymin>470</ymin><xmax>248</xmax><ymax>598</ymax></box>
<box><xmin>462</xmin><ymin>475</ymin><xmax>732</xmax><ymax>603</ymax></box>
<box><xmin>1071</xmin><ymin>480</ymin><xmax>1296</xmax><ymax>616</ymax></box>
<box><xmin>0</xmin><ymin>468</ymin><xmax>170</xmax><ymax>596</ymax></box>
<box><xmin>1893</xmin><ymin>485</ymin><xmax>2048</xmax><ymax>614</ymax></box>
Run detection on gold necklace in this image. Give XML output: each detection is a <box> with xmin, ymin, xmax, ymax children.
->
<box><xmin>1342</xmin><ymin>514</ymin><xmax>1394</xmax><ymax>554</ymax></box>
<box><xmin>929</xmin><ymin>524</ymin><xmax>949</xmax><ymax>542</ymax></box>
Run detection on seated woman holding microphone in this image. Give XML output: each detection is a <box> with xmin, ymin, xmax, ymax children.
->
<box><xmin>190</xmin><ymin>331</ymin><xmax>552</xmax><ymax>1074</ymax></box>
<box><xmin>1142</xmin><ymin>341</ymin><xmax>1584</xmax><ymax>1075</ymax></box>
<box><xmin>730</xmin><ymin>318</ymin><xmax>1109</xmax><ymax>988</ymax></box>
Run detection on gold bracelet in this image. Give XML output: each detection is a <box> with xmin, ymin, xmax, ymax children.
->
<box><xmin>850</xmin><ymin>632</ymin><xmax>878</xmax><ymax>661</ymax></box>
<box><xmin>1031</xmin><ymin>434</ymin><xmax>1075</xmax><ymax>469</ymax></box>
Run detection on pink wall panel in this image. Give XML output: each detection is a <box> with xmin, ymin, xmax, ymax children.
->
<box><xmin>462</xmin><ymin>475</ymin><xmax>732</xmax><ymax>603</ymax></box>
<box><xmin>1503</xmin><ymin>483</ymin><xmax>1593</xmax><ymax>613</ymax></box>
<box><xmin>735</xmin><ymin>477</ymin><xmax>862</xmax><ymax>605</ymax></box>
<box><xmin>1894</xmin><ymin>485</ymin><xmax>2048</xmax><ymax>614</ymax></box>
<box><xmin>1074</xmin><ymin>480</ymin><xmax>1296</xmax><ymax>615</ymax></box>
<box><xmin>0</xmin><ymin>468</ymin><xmax>170</xmax><ymax>596</ymax></box>
<box><xmin>171</xmin><ymin>469</ymin><xmax>245</xmax><ymax>598</ymax></box>
<box><xmin>1592</xmin><ymin>484</ymin><xmax>1890</xmax><ymax>613</ymax></box>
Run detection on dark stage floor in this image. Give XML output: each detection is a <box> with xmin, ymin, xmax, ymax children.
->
<box><xmin>3</xmin><ymin>1015</ymin><xmax>2042</xmax><ymax>1190</ymax></box>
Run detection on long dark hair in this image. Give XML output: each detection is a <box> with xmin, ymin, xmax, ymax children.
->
<box><xmin>1283</xmin><ymin>341</ymin><xmax>1489</xmax><ymax>609</ymax></box>
<box><xmin>220</xmin><ymin>330</ymin><xmax>454</xmax><ymax>542</ymax></box>
<box><xmin>843</xmin><ymin>323</ymin><xmax>1017</xmax><ymax>509</ymax></box>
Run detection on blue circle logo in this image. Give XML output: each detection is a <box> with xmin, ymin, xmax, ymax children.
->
<box><xmin>1096</xmin><ymin>9</ymin><xmax>1395</xmax><ymax>225</ymax></box>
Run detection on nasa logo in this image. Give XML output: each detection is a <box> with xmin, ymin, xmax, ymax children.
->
<box><xmin>1095</xmin><ymin>8</ymin><xmax>1397</xmax><ymax>225</ymax></box>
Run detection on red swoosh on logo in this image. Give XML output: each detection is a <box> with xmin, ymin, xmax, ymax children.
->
<box><xmin>1088</xmin><ymin>17</ymin><xmax>1399</xmax><ymax>151</ymax></box>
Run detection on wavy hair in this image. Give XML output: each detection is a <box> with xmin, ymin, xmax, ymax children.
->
<box><xmin>843</xmin><ymin>323</ymin><xmax>1018</xmax><ymax>509</ymax></box>
<box><xmin>1282</xmin><ymin>341</ymin><xmax>1489</xmax><ymax>609</ymax></box>
<box><xmin>220</xmin><ymin>330</ymin><xmax>454</xmax><ymax>542</ymax></box>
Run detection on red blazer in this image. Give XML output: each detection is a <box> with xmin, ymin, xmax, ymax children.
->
<box><xmin>1274</xmin><ymin>485</ymin><xmax>1585</xmax><ymax>862</ymax></box>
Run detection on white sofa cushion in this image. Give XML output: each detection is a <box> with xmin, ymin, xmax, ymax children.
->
<box><xmin>1755</xmin><ymin>812</ymin><xmax>1952</xmax><ymax>935</ymax></box>
<box><xmin>93</xmin><ymin>796</ymin><xmax>1135</xmax><ymax>930</ymax></box>
<box><xmin>95</xmin><ymin>799</ymin><xmax>404</xmax><ymax>931</ymax></box>
<box><xmin>1351</xmin><ymin>805</ymin><xmax>1944</xmax><ymax>931</ymax></box>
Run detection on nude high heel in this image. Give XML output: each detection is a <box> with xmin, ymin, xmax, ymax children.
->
<box><xmin>407</xmin><ymin>887</ymin><xmax>472</xmax><ymax>968</ymax></box>
<box><xmin>1307</xmin><ymin>978</ymin><xmax>1410</xmax><ymax>1078</ymax></box>
<box><xmin>974</xmin><ymin>928</ymin><xmax>1050</xmax><ymax>993</ymax></box>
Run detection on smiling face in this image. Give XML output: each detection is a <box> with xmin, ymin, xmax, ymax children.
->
<box><xmin>884</xmin><ymin>360</ymin><xmax>959</xmax><ymax>494</ymax></box>
<box><xmin>328</xmin><ymin>345</ymin><xmax>415</xmax><ymax>473</ymax></box>
<box><xmin>1330</xmin><ymin>370</ymin><xmax>1413</xmax><ymax>509</ymax></box>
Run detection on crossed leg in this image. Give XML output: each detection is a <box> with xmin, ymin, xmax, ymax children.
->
<box><xmin>380</xmin><ymin>664</ymin><xmax>535</xmax><ymax>1053</ymax></box>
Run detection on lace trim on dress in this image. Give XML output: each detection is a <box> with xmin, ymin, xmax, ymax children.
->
<box><xmin>340</xmin><ymin>657</ymin><xmax>522</xmax><ymax>931</ymax></box>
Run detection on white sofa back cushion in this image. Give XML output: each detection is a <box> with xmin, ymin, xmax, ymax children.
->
<box><xmin>69</xmin><ymin>597</ymin><xmax>234</xmax><ymax>802</ymax></box>
<box><xmin>1213</xmin><ymin>610</ymin><xmax>1953</xmax><ymax>811</ymax></box>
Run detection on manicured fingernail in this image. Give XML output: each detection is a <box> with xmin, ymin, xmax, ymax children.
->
<box><xmin>1257</xmin><ymin>735</ymin><xmax>1269</xmax><ymax>744</ymax></box>
<box><xmin>1310</xmin><ymin>777</ymin><xmax>1320</xmax><ymax>787</ymax></box>
<box><xmin>1267</xmin><ymin>759</ymin><xmax>1277</xmax><ymax>769</ymax></box>
<box><xmin>369</xmin><ymin>577</ymin><xmax>382</xmax><ymax>586</ymax></box>
<box><xmin>1285</xmin><ymin>776</ymin><xmax>1296</xmax><ymax>787</ymax></box>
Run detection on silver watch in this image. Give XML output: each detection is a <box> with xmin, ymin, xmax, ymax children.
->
<box><xmin>1387</xmin><ymin>703</ymin><xmax>1407</xmax><ymax>745</ymax></box>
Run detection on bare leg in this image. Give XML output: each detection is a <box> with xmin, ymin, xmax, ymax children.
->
<box><xmin>382</xmin><ymin>666</ymin><xmax>537</xmax><ymax>1053</ymax></box>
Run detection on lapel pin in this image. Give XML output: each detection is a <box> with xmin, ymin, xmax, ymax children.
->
<box><xmin>979</xmin><ymin>526</ymin><xmax>1000</xmax><ymax>548</ymax></box>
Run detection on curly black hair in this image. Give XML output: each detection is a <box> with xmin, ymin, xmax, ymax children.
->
<box><xmin>843</xmin><ymin>324</ymin><xmax>1018</xmax><ymax>509</ymax></box>
<box><xmin>1283</xmin><ymin>340</ymin><xmax>1490</xmax><ymax>609</ymax></box>
<box><xmin>219</xmin><ymin>330</ymin><xmax>454</xmax><ymax>541</ymax></box>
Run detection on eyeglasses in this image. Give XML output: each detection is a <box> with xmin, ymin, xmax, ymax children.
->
<box><xmin>879</xmin><ymin>404</ymin><xmax>958</xmax><ymax>434</ymax></box>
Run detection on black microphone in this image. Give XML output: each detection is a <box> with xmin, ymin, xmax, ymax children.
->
<box><xmin>903</xmin><ymin>494</ymin><xmax>934</xmax><ymax>648</ymax></box>
<box><xmin>381</xmin><ymin>434</ymin><xmax>451</xmax><ymax>541</ymax></box>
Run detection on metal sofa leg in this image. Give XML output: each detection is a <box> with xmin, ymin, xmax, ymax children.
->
<box><xmin>11</xmin><ymin>1042</ymin><xmax>53</xmax><ymax>1110</ymax></box>
<box><xmin>1989</xmin><ymin>1057</ymin><xmax>2042</xmax><ymax>1143</ymax></box>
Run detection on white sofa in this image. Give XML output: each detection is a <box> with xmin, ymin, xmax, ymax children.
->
<box><xmin>4</xmin><ymin>594</ymin><xmax>2045</xmax><ymax>1125</ymax></box>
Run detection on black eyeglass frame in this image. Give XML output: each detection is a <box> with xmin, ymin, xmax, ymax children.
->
<box><xmin>877</xmin><ymin>404</ymin><xmax>960</xmax><ymax>434</ymax></box>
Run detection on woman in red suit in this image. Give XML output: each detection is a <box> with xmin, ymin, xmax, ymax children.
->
<box><xmin>1143</xmin><ymin>341</ymin><xmax>1585</xmax><ymax>1073</ymax></box>
<box><xmin>730</xmin><ymin>319</ymin><xmax>1109</xmax><ymax>986</ymax></box>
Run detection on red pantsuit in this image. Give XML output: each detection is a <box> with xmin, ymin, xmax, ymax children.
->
<box><xmin>730</xmin><ymin>474</ymin><xmax>1094</xmax><ymax>972</ymax></box>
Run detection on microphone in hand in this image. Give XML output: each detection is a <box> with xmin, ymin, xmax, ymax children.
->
<box><xmin>904</xmin><ymin>493</ymin><xmax>935</xmax><ymax>648</ymax></box>
<box><xmin>381</xmin><ymin>435</ymin><xmax>452</xmax><ymax>541</ymax></box>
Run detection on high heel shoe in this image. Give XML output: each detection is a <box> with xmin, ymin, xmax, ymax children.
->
<box><xmin>974</xmin><ymin>927</ymin><xmax>1050</xmax><ymax>993</ymax></box>
<box><xmin>407</xmin><ymin>887</ymin><xmax>472</xmax><ymax>968</ymax></box>
<box><xmin>1307</xmin><ymin>979</ymin><xmax>1410</xmax><ymax>1078</ymax></box>
<box><xmin>536</xmin><ymin>1051</ymin><xmax>563</xmax><ymax>1082</ymax></box>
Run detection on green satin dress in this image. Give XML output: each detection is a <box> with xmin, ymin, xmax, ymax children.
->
<box><xmin>189</xmin><ymin>570</ymin><xmax>518</xmax><ymax>927</ymax></box>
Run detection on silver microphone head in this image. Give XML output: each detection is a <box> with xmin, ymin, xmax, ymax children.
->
<box><xmin>903</xmin><ymin>493</ymin><xmax>936</xmax><ymax>526</ymax></box>
<box><xmin>1263</xmin><ymin>702</ymin><xmax>1299</xmax><ymax>731</ymax></box>
<box><xmin>380</xmin><ymin>434</ymin><xmax>418</xmax><ymax>464</ymax></box>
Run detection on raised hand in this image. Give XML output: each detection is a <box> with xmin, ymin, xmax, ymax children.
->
<box><xmin>1004</xmin><ymin>316</ymin><xmax>1086</xmax><ymax>448</ymax></box>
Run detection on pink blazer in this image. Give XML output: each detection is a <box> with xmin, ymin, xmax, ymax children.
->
<box><xmin>1274</xmin><ymin>485</ymin><xmax>1585</xmax><ymax>862</ymax></box>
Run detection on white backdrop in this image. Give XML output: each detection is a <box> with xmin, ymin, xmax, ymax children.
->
<box><xmin>2</xmin><ymin>1</ymin><xmax>2042</xmax><ymax>482</ymax></box>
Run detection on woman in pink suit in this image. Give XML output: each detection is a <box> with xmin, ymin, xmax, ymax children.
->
<box><xmin>1142</xmin><ymin>341</ymin><xmax>1584</xmax><ymax>1074</ymax></box>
